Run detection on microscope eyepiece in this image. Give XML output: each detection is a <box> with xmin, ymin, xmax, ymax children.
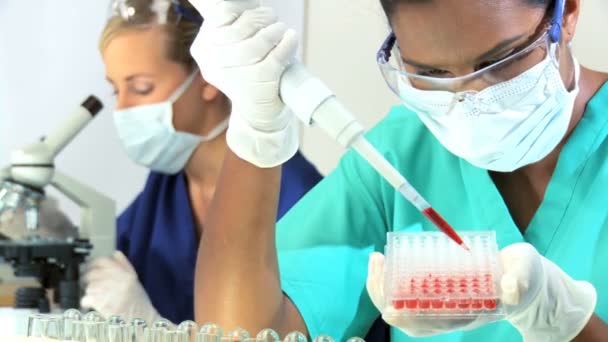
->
<box><xmin>81</xmin><ymin>96</ymin><xmax>103</xmax><ymax>116</ymax></box>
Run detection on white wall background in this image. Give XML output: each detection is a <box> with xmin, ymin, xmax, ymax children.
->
<box><xmin>571</xmin><ymin>0</ymin><xmax>608</xmax><ymax>71</ymax></box>
<box><xmin>300</xmin><ymin>0</ymin><xmax>395</xmax><ymax>175</ymax></box>
<box><xmin>0</xmin><ymin>0</ymin><xmax>139</xmax><ymax>223</ymax></box>
<box><xmin>0</xmin><ymin>0</ymin><xmax>305</xmax><ymax>223</ymax></box>
<box><xmin>301</xmin><ymin>0</ymin><xmax>608</xmax><ymax>174</ymax></box>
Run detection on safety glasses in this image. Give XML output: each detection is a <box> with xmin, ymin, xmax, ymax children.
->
<box><xmin>377</xmin><ymin>0</ymin><xmax>565</xmax><ymax>93</ymax></box>
<box><xmin>109</xmin><ymin>0</ymin><xmax>203</xmax><ymax>27</ymax></box>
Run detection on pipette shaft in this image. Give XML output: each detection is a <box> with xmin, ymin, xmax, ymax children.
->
<box><xmin>350</xmin><ymin>137</ymin><xmax>468</xmax><ymax>249</ymax></box>
<box><xmin>280</xmin><ymin>63</ymin><xmax>468</xmax><ymax>250</ymax></box>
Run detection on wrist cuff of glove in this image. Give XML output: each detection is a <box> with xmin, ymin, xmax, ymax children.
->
<box><xmin>227</xmin><ymin>108</ymin><xmax>300</xmax><ymax>168</ymax></box>
<box><xmin>508</xmin><ymin>257</ymin><xmax>597</xmax><ymax>342</ymax></box>
<box><xmin>232</xmin><ymin>102</ymin><xmax>291</xmax><ymax>133</ymax></box>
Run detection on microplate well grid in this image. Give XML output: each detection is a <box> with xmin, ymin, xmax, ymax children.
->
<box><xmin>384</xmin><ymin>230</ymin><xmax>505</xmax><ymax>318</ymax></box>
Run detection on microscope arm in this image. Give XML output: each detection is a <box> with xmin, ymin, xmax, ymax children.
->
<box><xmin>51</xmin><ymin>171</ymin><xmax>116</xmax><ymax>259</ymax></box>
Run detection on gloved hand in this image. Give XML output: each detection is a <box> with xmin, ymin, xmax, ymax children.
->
<box><xmin>367</xmin><ymin>243</ymin><xmax>597</xmax><ymax>341</ymax></box>
<box><xmin>189</xmin><ymin>0</ymin><xmax>300</xmax><ymax>167</ymax></box>
<box><xmin>81</xmin><ymin>251</ymin><xmax>163</xmax><ymax>325</ymax></box>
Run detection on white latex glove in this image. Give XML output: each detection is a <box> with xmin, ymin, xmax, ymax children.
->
<box><xmin>81</xmin><ymin>251</ymin><xmax>163</xmax><ymax>325</ymax></box>
<box><xmin>189</xmin><ymin>0</ymin><xmax>300</xmax><ymax>167</ymax></box>
<box><xmin>367</xmin><ymin>243</ymin><xmax>597</xmax><ymax>341</ymax></box>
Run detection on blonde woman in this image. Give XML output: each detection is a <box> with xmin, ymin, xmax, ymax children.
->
<box><xmin>80</xmin><ymin>0</ymin><xmax>322</xmax><ymax>324</ymax></box>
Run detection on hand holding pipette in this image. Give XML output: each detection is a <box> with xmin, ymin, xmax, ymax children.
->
<box><xmin>189</xmin><ymin>0</ymin><xmax>467</xmax><ymax>249</ymax></box>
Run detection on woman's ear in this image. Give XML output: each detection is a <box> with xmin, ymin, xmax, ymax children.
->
<box><xmin>561</xmin><ymin>0</ymin><xmax>581</xmax><ymax>43</ymax></box>
<box><xmin>200</xmin><ymin>76</ymin><xmax>221</xmax><ymax>102</ymax></box>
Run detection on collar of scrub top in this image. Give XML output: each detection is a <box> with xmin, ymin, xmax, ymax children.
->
<box><xmin>376</xmin><ymin>0</ymin><xmax>565</xmax><ymax>67</ymax></box>
<box><xmin>172</xmin><ymin>0</ymin><xmax>203</xmax><ymax>24</ymax></box>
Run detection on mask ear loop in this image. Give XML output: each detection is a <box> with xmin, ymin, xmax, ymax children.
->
<box><xmin>168</xmin><ymin>70</ymin><xmax>200</xmax><ymax>103</ymax></box>
<box><xmin>164</xmin><ymin>70</ymin><xmax>229</xmax><ymax>141</ymax></box>
<box><xmin>563</xmin><ymin>41</ymin><xmax>581</xmax><ymax>93</ymax></box>
<box><xmin>199</xmin><ymin>117</ymin><xmax>230</xmax><ymax>142</ymax></box>
<box><xmin>162</xmin><ymin>71</ymin><xmax>200</xmax><ymax>132</ymax></box>
<box><xmin>549</xmin><ymin>39</ymin><xmax>561</xmax><ymax>68</ymax></box>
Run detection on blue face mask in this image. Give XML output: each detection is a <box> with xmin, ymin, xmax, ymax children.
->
<box><xmin>113</xmin><ymin>71</ymin><xmax>229</xmax><ymax>174</ymax></box>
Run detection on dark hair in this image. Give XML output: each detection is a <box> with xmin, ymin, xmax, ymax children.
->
<box><xmin>379</xmin><ymin>0</ymin><xmax>554</xmax><ymax>19</ymax></box>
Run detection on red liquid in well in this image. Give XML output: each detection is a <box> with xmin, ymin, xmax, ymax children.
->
<box><xmin>483</xmin><ymin>299</ymin><xmax>497</xmax><ymax>309</ymax></box>
<box><xmin>431</xmin><ymin>300</ymin><xmax>444</xmax><ymax>309</ymax></box>
<box><xmin>445</xmin><ymin>299</ymin><xmax>457</xmax><ymax>309</ymax></box>
<box><xmin>405</xmin><ymin>300</ymin><xmax>418</xmax><ymax>309</ymax></box>
<box><xmin>392</xmin><ymin>273</ymin><xmax>499</xmax><ymax>313</ymax></box>
<box><xmin>457</xmin><ymin>299</ymin><xmax>471</xmax><ymax>309</ymax></box>
<box><xmin>422</xmin><ymin>207</ymin><xmax>467</xmax><ymax>249</ymax></box>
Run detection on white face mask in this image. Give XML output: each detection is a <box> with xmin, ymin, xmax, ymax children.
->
<box><xmin>399</xmin><ymin>46</ymin><xmax>581</xmax><ymax>172</ymax></box>
<box><xmin>113</xmin><ymin>71</ymin><xmax>229</xmax><ymax>174</ymax></box>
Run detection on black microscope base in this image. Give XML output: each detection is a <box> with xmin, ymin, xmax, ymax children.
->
<box><xmin>0</xmin><ymin>238</ymin><xmax>91</xmax><ymax>311</ymax></box>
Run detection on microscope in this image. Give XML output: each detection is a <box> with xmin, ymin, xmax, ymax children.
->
<box><xmin>0</xmin><ymin>96</ymin><xmax>116</xmax><ymax>314</ymax></box>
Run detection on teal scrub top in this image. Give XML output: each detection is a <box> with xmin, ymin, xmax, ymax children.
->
<box><xmin>276</xmin><ymin>81</ymin><xmax>608</xmax><ymax>342</ymax></box>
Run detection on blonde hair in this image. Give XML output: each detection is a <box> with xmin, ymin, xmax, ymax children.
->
<box><xmin>99</xmin><ymin>0</ymin><xmax>202</xmax><ymax>70</ymax></box>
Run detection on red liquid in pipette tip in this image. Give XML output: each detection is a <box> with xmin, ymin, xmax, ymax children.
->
<box><xmin>422</xmin><ymin>207</ymin><xmax>470</xmax><ymax>251</ymax></box>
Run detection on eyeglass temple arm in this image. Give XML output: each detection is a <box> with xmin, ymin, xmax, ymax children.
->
<box><xmin>549</xmin><ymin>0</ymin><xmax>565</xmax><ymax>43</ymax></box>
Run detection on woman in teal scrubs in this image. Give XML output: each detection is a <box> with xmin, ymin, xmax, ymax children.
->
<box><xmin>189</xmin><ymin>0</ymin><xmax>608</xmax><ymax>340</ymax></box>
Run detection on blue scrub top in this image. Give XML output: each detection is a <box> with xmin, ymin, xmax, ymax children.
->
<box><xmin>116</xmin><ymin>150</ymin><xmax>322</xmax><ymax>324</ymax></box>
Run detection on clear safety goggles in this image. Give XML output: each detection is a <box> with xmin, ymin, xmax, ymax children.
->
<box><xmin>377</xmin><ymin>0</ymin><xmax>566</xmax><ymax>94</ymax></box>
<box><xmin>108</xmin><ymin>0</ymin><xmax>202</xmax><ymax>26</ymax></box>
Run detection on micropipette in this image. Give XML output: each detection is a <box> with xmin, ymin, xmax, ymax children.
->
<box><xmin>280</xmin><ymin>63</ymin><xmax>469</xmax><ymax>250</ymax></box>
<box><xmin>210</xmin><ymin>0</ymin><xmax>468</xmax><ymax>249</ymax></box>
